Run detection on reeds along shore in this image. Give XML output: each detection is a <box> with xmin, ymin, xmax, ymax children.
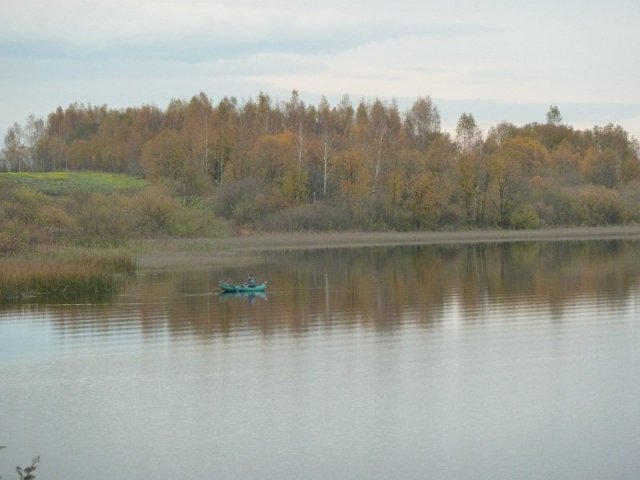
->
<box><xmin>0</xmin><ymin>253</ymin><xmax>135</xmax><ymax>302</ymax></box>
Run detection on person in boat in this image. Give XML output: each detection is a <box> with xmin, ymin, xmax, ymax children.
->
<box><xmin>244</xmin><ymin>274</ymin><xmax>256</xmax><ymax>288</ymax></box>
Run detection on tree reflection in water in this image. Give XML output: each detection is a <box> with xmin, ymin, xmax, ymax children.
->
<box><xmin>4</xmin><ymin>240</ymin><xmax>639</xmax><ymax>342</ymax></box>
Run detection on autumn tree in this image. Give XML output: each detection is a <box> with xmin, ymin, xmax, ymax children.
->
<box><xmin>406</xmin><ymin>171</ymin><xmax>449</xmax><ymax>229</ymax></box>
<box><xmin>455</xmin><ymin>113</ymin><xmax>488</xmax><ymax>225</ymax></box>
<box><xmin>92</xmin><ymin>111</ymin><xmax>130</xmax><ymax>172</ymax></box>
<box><xmin>43</xmin><ymin>136</ymin><xmax>68</xmax><ymax>171</ymax></box>
<box><xmin>141</xmin><ymin>129</ymin><xmax>204</xmax><ymax>206</ymax></box>
<box><xmin>208</xmin><ymin>97</ymin><xmax>239</xmax><ymax>183</ymax></box>
<box><xmin>5</xmin><ymin>91</ymin><xmax>640</xmax><ymax>231</ymax></box>
<box><xmin>369</xmin><ymin>99</ymin><xmax>402</xmax><ymax>193</ymax></box>
<box><xmin>335</xmin><ymin>146</ymin><xmax>370</xmax><ymax>208</ymax></box>
<box><xmin>489</xmin><ymin>136</ymin><xmax>549</xmax><ymax>227</ymax></box>
<box><xmin>126</xmin><ymin>104</ymin><xmax>165</xmax><ymax>174</ymax></box>
<box><xmin>455</xmin><ymin>113</ymin><xmax>482</xmax><ymax>154</ymax></box>
<box><xmin>591</xmin><ymin>123</ymin><xmax>639</xmax><ymax>185</ymax></box>
<box><xmin>182</xmin><ymin>93</ymin><xmax>214</xmax><ymax>181</ymax></box>
<box><xmin>317</xmin><ymin>96</ymin><xmax>333</xmax><ymax>197</ymax></box>
<box><xmin>165</xmin><ymin>99</ymin><xmax>186</xmax><ymax>131</ymax></box>
<box><xmin>405</xmin><ymin>96</ymin><xmax>441</xmax><ymax>151</ymax></box>
<box><xmin>551</xmin><ymin>139</ymin><xmax>582</xmax><ymax>184</ymax></box>
<box><xmin>280</xmin><ymin>90</ymin><xmax>307</xmax><ymax>171</ymax></box>
<box><xmin>257</xmin><ymin>92</ymin><xmax>275</xmax><ymax>135</ymax></box>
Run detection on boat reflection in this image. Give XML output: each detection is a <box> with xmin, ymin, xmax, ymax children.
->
<box><xmin>218</xmin><ymin>291</ymin><xmax>268</xmax><ymax>304</ymax></box>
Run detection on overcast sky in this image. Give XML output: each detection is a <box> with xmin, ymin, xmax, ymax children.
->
<box><xmin>2</xmin><ymin>0</ymin><xmax>639</xmax><ymax>140</ymax></box>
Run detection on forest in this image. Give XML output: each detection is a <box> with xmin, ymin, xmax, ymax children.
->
<box><xmin>2</xmin><ymin>91</ymin><xmax>640</xmax><ymax>246</ymax></box>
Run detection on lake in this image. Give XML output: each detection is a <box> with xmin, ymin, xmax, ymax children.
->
<box><xmin>1</xmin><ymin>240</ymin><xmax>640</xmax><ymax>479</ymax></box>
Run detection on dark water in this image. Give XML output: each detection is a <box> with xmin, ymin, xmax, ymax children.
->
<box><xmin>2</xmin><ymin>241</ymin><xmax>640</xmax><ymax>479</ymax></box>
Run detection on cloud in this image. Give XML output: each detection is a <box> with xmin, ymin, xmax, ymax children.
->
<box><xmin>2</xmin><ymin>0</ymin><xmax>640</xmax><ymax>141</ymax></box>
<box><xmin>1</xmin><ymin>1</ymin><xmax>501</xmax><ymax>62</ymax></box>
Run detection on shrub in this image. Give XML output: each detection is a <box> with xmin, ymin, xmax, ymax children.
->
<box><xmin>577</xmin><ymin>185</ymin><xmax>627</xmax><ymax>226</ymax></box>
<box><xmin>535</xmin><ymin>188</ymin><xmax>579</xmax><ymax>225</ymax></box>
<box><xmin>128</xmin><ymin>187</ymin><xmax>174</xmax><ymax>235</ymax></box>
<box><xmin>511</xmin><ymin>207</ymin><xmax>542</xmax><ymax>230</ymax></box>
<box><xmin>214</xmin><ymin>178</ymin><xmax>264</xmax><ymax>219</ymax></box>
<box><xmin>72</xmin><ymin>193</ymin><xmax>133</xmax><ymax>244</ymax></box>
<box><xmin>257</xmin><ymin>202</ymin><xmax>352</xmax><ymax>231</ymax></box>
<box><xmin>0</xmin><ymin>220</ymin><xmax>29</xmax><ymax>255</ymax></box>
<box><xmin>620</xmin><ymin>179</ymin><xmax>640</xmax><ymax>223</ymax></box>
<box><xmin>166</xmin><ymin>206</ymin><xmax>231</xmax><ymax>237</ymax></box>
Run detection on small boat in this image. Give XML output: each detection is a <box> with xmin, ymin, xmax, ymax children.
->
<box><xmin>218</xmin><ymin>281</ymin><xmax>267</xmax><ymax>293</ymax></box>
<box><xmin>219</xmin><ymin>291</ymin><xmax>268</xmax><ymax>302</ymax></box>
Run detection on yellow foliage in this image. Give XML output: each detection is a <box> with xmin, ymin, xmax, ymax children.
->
<box><xmin>335</xmin><ymin>148</ymin><xmax>370</xmax><ymax>199</ymax></box>
<box><xmin>407</xmin><ymin>172</ymin><xmax>447</xmax><ymax>227</ymax></box>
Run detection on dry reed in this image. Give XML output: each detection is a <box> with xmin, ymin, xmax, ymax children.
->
<box><xmin>0</xmin><ymin>253</ymin><xmax>135</xmax><ymax>302</ymax></box>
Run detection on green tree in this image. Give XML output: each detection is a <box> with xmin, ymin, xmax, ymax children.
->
<box><xmin>546</xmin><ymin>105</ymin><xmax>562</xmax><ymax>125</ymax></box>
<box><xmin>3</xmin><ymin>123</ymin><xmax>27</xmax><ymax>171</ymax></box>
<box><xmin>282</xmin><ymin>168</ymin><xmax>309</xmax><ymax>206</ymax></box>
<box><xmin>24</xmin><ymin>115</ymin><xmax>47</xmax><ymax>171</ymax></box>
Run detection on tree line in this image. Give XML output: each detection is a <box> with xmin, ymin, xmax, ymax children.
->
<box><xmin>3</xmin><ymin>91</ymin><xmax>640</xmax><ymax>230</ymax></box>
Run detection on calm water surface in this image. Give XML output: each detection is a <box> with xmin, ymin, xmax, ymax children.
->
<box><xmin>1</xmin><ymin>241</ymin><xmax>640</xmax><ymax>479</ymax></box>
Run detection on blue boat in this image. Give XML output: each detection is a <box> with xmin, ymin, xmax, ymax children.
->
<box><xmin>218</xmin><ymin>281</ymin><xmax>267</xmax><ymax>293</ymax></box>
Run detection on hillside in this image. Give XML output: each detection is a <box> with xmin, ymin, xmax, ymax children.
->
<box><xmin>2</xmin><ymin>93</ymin><xmax>640</xmax><ymax>235</ymax></box>
<box><xmin>0</xmin><ymin>171</ymin><xmax>229</xmax><ymax>255</ymax></box>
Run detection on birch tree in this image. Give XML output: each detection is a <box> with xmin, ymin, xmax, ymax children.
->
<box><xmin>3</xmin><ymin>123</ymin><xmax>26</xmax><ymax>171</ymax></box>
<box><xmin>455</xmin><ymin>113</ymin><xmax>487</xmax><ymax>225</ymax></box>
<box><xmin>405</xmin><ymin>96</ymin><xmax>441</xmax><ymax>151</ymax></box>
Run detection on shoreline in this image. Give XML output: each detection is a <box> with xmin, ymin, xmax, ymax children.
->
<box><xmin>135</xmin><ymin>226</ymin><xmax>640</xmax><ymax>270</ymax></box>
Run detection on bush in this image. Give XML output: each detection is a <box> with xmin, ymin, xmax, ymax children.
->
<box><xmin>0</xmin><ymin>219</ymin><xmax>29</xmax><ymax>255</ymax></box>
<box><xmin>72</xmin><ymin>193</ymin><xmax>133</xmax><ymax>244</ymax></box>
<box><xmin>620</xmin><ymin>179</ymin><xmax>640</xmax><ymax>223</ymax></box>
<box><xmin>214</xmin><ymin>178</ymin><xmax>265</xmax><ymax>220</ymax></box>
<box><xmin>577</xmin><ymin>185</ymin><xmax>627</xmax><ymax>226</ymax></box>
<box><xmin>166</xmin><ymin>206</ymin><xmax>231</xmax><ymax>237</ymax></box>
<box><xmin>511</xmin><ymin>207</ymin><xmax>542</xmax><ymax>230</ymax></box>
<box><xmin>128</xmin><ymin>187</ymin><xmax>174</xmax><ymax>235</ymax></box>
<box><xmin>257</xmin><ymin>202</ymin><xmax>352</xmax><ymax>231</ymax></box>
<box><xmin>534</xmin><ymin>188</ymin><xmax>579</xmax><ymax>225</ymax></box>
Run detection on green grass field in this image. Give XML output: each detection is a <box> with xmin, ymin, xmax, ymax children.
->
<box><xmin>0</xmin><ymin>171</ymin><xmax>148</xmax><ymax>195</ymax></box>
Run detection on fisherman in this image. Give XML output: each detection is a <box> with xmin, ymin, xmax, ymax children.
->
<box><xmin>245</xmin><ymin>274</ymin><xmax>256</xmax><ymax>288</ymax></box>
